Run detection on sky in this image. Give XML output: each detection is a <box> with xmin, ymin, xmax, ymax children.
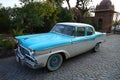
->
<box><xmin>63</xmin><ymin>0</ymin><xmax>120</xmax><ymax>13</ymax></box>
<box><xmin>0</xmin><ymin>0</ymin><xmax>120</xmax><ymax>13</ymax></box>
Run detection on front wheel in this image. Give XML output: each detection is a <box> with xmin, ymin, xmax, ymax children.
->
<box><xmin>46</xmin><ymin>54</ymin><xmax>63</xmax><ymax>71</ymax></box>
<box><xmin>93</xmin><ymin>43</ymin><xmax>100</xmax><ymax>52</ymax></box>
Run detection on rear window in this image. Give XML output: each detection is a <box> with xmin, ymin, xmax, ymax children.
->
<box><xmin>76</xmin><ymin>27</ymin><xmax>85</xmax><ymax>36</ymax></box>
<box><xmin>87</xmin><ymin>27</ymin><xmax>93</xmax><ymax>36</ymax></box>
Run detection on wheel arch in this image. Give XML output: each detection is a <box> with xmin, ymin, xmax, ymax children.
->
<box><xmin>49</xmin><ymin>50</ymin><xmax>70</xmax><ymax>60</ymax></box>
<box><xmin>97</xmin><ymin>41</ymin><xmax>102</xmax><ymax>44</ymax></box>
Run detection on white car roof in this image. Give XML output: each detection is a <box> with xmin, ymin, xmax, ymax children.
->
<box><xmin>57</xmin><ymin>22</ymin><xmax>93</xmax><ymax>27</ymax></box>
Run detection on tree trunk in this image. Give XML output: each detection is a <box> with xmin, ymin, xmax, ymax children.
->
<box><xmin>56</xmin><ymin>0</ymin><xmax>62</xmax><ymax>8</ymax></box>
<box><xmin>66</xmin><ymin>0</ymin><xmax>75</xmax><ymax>21</ymax></box>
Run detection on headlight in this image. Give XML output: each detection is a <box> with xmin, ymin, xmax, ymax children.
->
<box><xmin>29</xmin><ymin>48</ymin><xmax>35</xmax><ymax>55</ymax></box>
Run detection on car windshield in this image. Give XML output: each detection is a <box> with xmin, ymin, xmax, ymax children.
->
<box><xmin>51</xmin><ymin>24</ymin><xmax>75</xmax><ymax>36</ymax></box>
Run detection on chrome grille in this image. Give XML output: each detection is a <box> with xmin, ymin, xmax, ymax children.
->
<box><xmin>19</xmin><ymin>45</ymin><xmax>30</xmax><ymax>56</ymax></box>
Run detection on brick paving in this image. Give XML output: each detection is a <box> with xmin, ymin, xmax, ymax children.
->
<box><xmin>0</xmin><ymin>34</ymin><xmax>120</xmax><ymax>80</ymax></box>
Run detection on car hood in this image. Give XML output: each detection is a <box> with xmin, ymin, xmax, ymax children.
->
<box><xmin>16</xmin><ymin>32</ymin><xmax>72</xmax><ymax>51</ymax></box>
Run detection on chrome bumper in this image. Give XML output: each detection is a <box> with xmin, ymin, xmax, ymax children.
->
<box><xmin>15</xmin><ymin>49</ymin><xmax>42</xmax><ymax>69</ymax></box>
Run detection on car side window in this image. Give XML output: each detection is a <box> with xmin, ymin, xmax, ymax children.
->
<box><xmin>63</xmin><ymin>26</ymin><xmax>75</xmax><ymax>36</ymax></box>
<box><xmin>87</xmin><ymin>27</ymin><xmax>93</xmax><ymax>36</ymax></box>
<box><xmin>76</xmin><ymin>27</ymin><xmax>85</xmax><ymax>36</ymax></box>
<box><xmin>53</xmin><ymin>25</ymin><xmax>64</xmax><ymax>33</ymax></box>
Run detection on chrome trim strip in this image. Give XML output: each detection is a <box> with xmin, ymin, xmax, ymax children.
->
<box><xmin>18</xmin><ymin>45</ymin><xmax>37</xmax><ymax>62</ymax></box>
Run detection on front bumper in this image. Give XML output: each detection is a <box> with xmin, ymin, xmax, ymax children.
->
<box><xmin>15</xmin><ymin>49</ymin><xmax>43</xmax><ymax>69</ymax></box>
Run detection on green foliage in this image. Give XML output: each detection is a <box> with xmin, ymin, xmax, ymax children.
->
<box><xmin>11</xmin><ymin>1</ymin><xmax>58</xmax><ymax>33</ymax></box>
<box><xmin>11</xmin><ymin>3</ymin><xmax>44</xmax><ymax>33</ymax></box>
<box><xmin>0</xmin><ymin>0</ymin><xmax>73</xmax><ymax>34</ymax></box>
<box><xmin>57</xmin><ymin>8</ymin><xmax>73</xmax><ymax>22</ymax></box>
<box><xmin>11</xmin><ymin>27</ymin><xmax>24</xmax><ymax>36</ymax></box>
<box><xmin>0</xmin><ymin>37</ymin><xmax>17</xmax><ymax>50</ymax></box>
<box><xmin>3</xmin><ymin>38</ymin><xmax>17</xmax><ymax>50</ymax></box>
<box><xmin>0</xmin><ymin>7</ymin><xmax>11</xmax><ymax>33</ymax></box>
<box><xmin>19</xmin><ymin>0</ymin><xmax>33</xmax><ymax>4</ymax></box>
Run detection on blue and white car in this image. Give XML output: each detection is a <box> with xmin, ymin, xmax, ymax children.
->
<box><xmin>15</xmin><ymin>22</ymin><xmax>106</xmax><ymax>71</ymax></box>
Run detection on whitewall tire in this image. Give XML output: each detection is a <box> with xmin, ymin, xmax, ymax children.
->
<box><xmin>46</xmin><ymin>54</ymin><xmax>63</xmax><ymax>71</ymax></box>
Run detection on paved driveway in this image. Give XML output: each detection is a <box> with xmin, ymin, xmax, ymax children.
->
<box><xmin>0</xmin><ymin>34</ymin><xmax>120</xmax><ymax>80</ymax></box>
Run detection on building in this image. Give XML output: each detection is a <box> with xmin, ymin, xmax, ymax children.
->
<box><xmin>95</xmin><ymin>0</ymin><xmax>115</xmax><ymax>32</ymax></box>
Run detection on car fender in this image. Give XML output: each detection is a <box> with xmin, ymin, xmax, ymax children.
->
<box><xmin>49</xmin><ymin>50</ymin><xmax>70</xmax><ymax>59</ymax></box>
<box><xmin>36</xmin><ymin>49</ymin><xmax>70</xmax><ymax>67</ymax></box>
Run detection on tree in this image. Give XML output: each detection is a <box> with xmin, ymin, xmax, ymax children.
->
<box><xmin>76</xmin><ymin>0</ymin><xmax>92</xmax><ymax>18</ymax></box>
<box><xmin>112</xmin><ymin>13</ymin><xmax>120</xmax><ymax>33</ymax></box>
<box><xmin>0</xmin><ymin>7</ymin><xmax>11</xmax><ymax>33</ymax></box>
<box><xmin>47</xmin><ymin>0</ymin><xmax>64</xmax><ymax>8</ymax></box>
<box><xmin>65</xmin><ymin>0</ymin><xmax>74</xmax><ymax>21</ymax></box>
<box><xmin>66</xmin><ymin>0</ymin><xmax>71</xmax><ymax>11</ymax></box>
<box><xmin>55</xmin><ymin>0</ymin><xmax>64</xmax><ymax>8</ymax></box>
<box><xmin>11</xmin><ymin>1</ymin><xmax>59</xmax><ymax>33</ymax></box>
<box><xmin>19</xmin><ymin>0</ymin><xmax>33</xmax><ymax>4</ymax></box>
<box><xmin>0</xmin><ymin>3</ymin><xmax>2</xmax><ymax>8</ymax></box>
<box><xmin>72</xmin><ymin>7</ymin><xmax>80</xmax><ymax>22</ymax></box>
<box><xmin>113</xmin><ymin>13</ymin><xmax>120</xmax><ymax>25</ymax></box>
<box><xmin>0</xmin><ymin>0</ymin><xmax>75</xmax><ymax>34</ymax></box>
<box><xmin>57</xmin><ymin>8</ymin><xmax>73</xmax><ymax>22</ymax></box>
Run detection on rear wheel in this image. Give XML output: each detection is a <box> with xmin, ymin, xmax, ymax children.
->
<box><xmin>93</xmin><ymin>43</ymin><xmax>100</xmax><ymax>52</ymax></box>
<box><xmin>47</xmin><ymin>54</ymin><xmax>63</xmax><ymax>71</ymax></box>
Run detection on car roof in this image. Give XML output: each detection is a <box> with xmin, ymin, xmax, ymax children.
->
<box><xmin>57</xmin><ymin>22</ymin><xmax>93</xmax><ymax>27</ymax></box>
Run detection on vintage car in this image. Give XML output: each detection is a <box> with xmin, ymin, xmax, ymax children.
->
<box><xmin>15</xmin><ymin>22</ymin><xmax>106</xmax><ymax>71</ymax></box>
<box><xmin>111</xmin><ymin>25</ymin><xmax>120</xmax><ymax>33</ymax></box>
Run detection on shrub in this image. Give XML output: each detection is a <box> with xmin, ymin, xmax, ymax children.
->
<box><xmin>0</xmin><ymin>36</ymin><xmax>17</xmax><ymax>58</ymax></box>
<box><xmin>0</xmin><ymin>37</ymin><xmax>17</xmax><ymax>50</ymax></box>
<box><xmin>3</xmin><ymin>38</ymin><xmax>17</xmax><ymax>50</ymax></box>
<box><xmin>11</xmin><ymin>27</ymin><xmax>24</xmax><ymax>36</ymax></box>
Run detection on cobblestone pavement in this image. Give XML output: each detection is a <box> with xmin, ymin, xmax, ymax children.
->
<box><xmin>0</xmin><ymin>34</ymin><xmax>120</xmax><ymax>80</ymax></box>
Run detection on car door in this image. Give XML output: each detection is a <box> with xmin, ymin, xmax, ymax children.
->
<box><xmin>71</xmin><ymin>26</ymin><xmax>95</xmax><ymax>57</ymax></box>
<box><xmin>84</xmin><ymin>27</ymin><xmax>96</xmax><ymax>50</ymax></box>
<box><xmin>71</xmin><ymin>27</ymin><xmax>88</xmax><ymax>57</ymax></box>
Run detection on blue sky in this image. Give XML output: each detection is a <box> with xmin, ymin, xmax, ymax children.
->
<box><xmin>0</xmin><ymin>0</ymin><xmax>120</xmax><ymax>12</ymax></box>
